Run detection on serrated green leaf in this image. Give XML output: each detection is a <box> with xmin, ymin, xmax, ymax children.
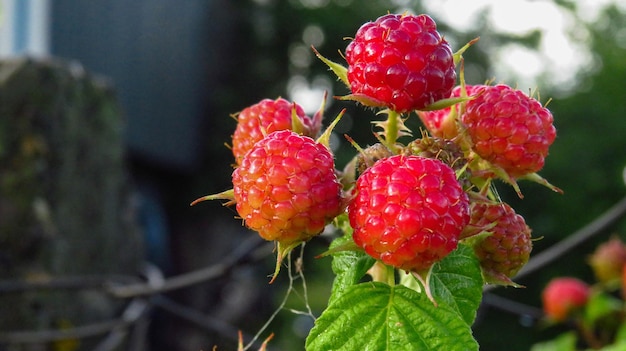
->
<box><xmin>306</xmin><ymin>283</ymin><xmax>478</xmax><ymax>351</ymax></box>
<box><xmin>430</xmin><ymin>244</ymin><xmax>484</xmax><ymax>325</ymax></box>
<box><xmin>327</xmin><ymin>232</ymin><xmax>375</xmax><ymax>304</ymax></box>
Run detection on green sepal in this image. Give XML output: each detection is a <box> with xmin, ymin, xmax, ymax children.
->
<box><xmin>453</xmin><ymin>37</ymin><xmax>480</xmax><ymax>66</ymax></box>
<box><xmin>316</xmin><ymin>108</ymin><xmax>346</xmax><ymax>149</ymax></box>
<box><xmin>190</xmin><ymin>189</ymin><xmax>235</xmax><ymax>207</ymax></box>
<box><xmin>420</xmin><ymin>96</ymin><xmax>472</xmax><ymax>112</ymax></box>
<box><xmin>520</xmin><ymin>172</ymin><xmax>563</xmax><ymax>194</ymax></box>
<box><xmin>269</xmin><ymin>240</ymin><xmax>303</xmax><ymax>284</ymax></box>
<box><xmin>336</xmin><ymin>93</ymin><xmax>387</xmax><ymax>109</ymax></box>
<box><xmin>312</xmin><ymin>46</ymin><xmax>349</xmax><ymax>86</ymax></box>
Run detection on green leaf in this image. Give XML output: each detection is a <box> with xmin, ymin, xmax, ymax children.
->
<box><xmin>614</xmin><ymin>320</ymin><xmax>626</xmax><ymax>342</ymax></box>
<box><xmin>530</xmin><ymin>332</ymin><xmax>577</xmax><ymax>351</ymax></box>
<box><xmin>306</xmin><ymin>283</ymin><xmax>478</xmax><ymax>351</ymax></box>
<box><xmin>430</xmin><ymin>244</ymin><xmax>484</xmax><ymax>325</ymax></box>
<box><xmin>584</xmin><ymin>290</ymin><xmax>623</xmax><ymax>326</ymax></box>
<box><xmin>597</xmin><ymin>341</ymin><xmax>626</xmax><ymax>351</ymax></box>
<box><xmin>327</xmin><ymin>230</ymin><xmax>375</xmax><ymax>304</ymax></box>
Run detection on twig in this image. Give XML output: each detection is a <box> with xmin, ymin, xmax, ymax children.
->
<box><xmin>109</xmin><ymin>235</ymin><xmax>269</xmax><ymax>298</ymax></box>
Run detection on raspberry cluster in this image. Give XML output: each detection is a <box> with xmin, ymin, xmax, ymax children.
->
<box><xmin>193</xmin><ymin>12</ymin><xmax>560</xmax><ymax>297</ymax></box>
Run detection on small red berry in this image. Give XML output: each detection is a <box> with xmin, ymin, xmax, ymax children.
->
<box><xmin>348</xmin><ymin>155</ymin><xmax>470</xmax><ymax>272</ymax></box>
<box><xmin>344</xmin><ymin>13</ymin><xmax>456</xmax><ymax>113</ymax></box>
<box><xmin>468</xmin><ymin>202</ymin><xmax>532</xmax><ymax>285</ymax></box>
<box><xmin>542</xmin><ymin>277</ymin><xmax>590</xmax><ymax>322</ymax></box>
<box><xmin>461</xmin><ymin>84</ymin><xmax>556</xmax><ymax>178</ymax></box>
<box><xmin>232</xmin><ymin>98</ymin><xmax>319</xmax><ymax>165</ymax></box>
<box><xmin>232</xmin><ymin>130</ymin><xmax>343</xmax><ymax>244</ymax></box>
<box><xmin>588</xmin><ymin>236</ymin><xmax>626</xmax><ymax>285</ymax></box>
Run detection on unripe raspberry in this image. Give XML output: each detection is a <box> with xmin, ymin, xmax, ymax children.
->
<box><xmin>542</xmin><ymin>277</ymin><xmax>590</xmax><ymax>322</ymax></box>
<box><xmin>344</xmin><ymin>13</ymin><xmax>456</xmax><ymax>113</ymax></box>
<box><xmin>461</xmin><ymin>84</ymin><xmax>556</xmax><ymax>178</ymax></box>
<box><xmin>232</xmin><ymin>98</ymin><xmax>320</xmax><ymax>165</ymax></box>
<box><xmin>348</xmin><ymin>155</ymin><xmax>470</xmax><ymax>272</ymax></box>
<box><xmin>233</xmin><ymin>130</ymin><xmax>343</xmax><ymax>244</ymax></box>
<box><xmin>404</xmin><ymin>134</ymin><xmax>468</xmax><ymax>175</ymax></box>
<box><xmin>467</xmin><ymin>202</ymin><xmax>532</xmax><ymax>285</ymax></box>
<box><xmin>588</xmin><ymin>237</ymin><xmax>626</xmax><ymax>285</ymax></box>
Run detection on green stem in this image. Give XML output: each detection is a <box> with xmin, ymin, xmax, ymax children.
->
<box><xmin>385</xmin><ymin>110</ymin><xmax>399</xmax><ymax>153</ymax></box>
<box><xmin>386</xmin><ymin>264</ymin><xmax>396</xmax><ymax>287</ymax></box>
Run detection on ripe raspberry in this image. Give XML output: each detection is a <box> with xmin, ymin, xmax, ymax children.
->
<box><xmin>588</xmin><ymin>236</ymin><xmax>626</xmax><ymax>285</ymax></box>
<box><xmin>542</xmin><ymin>277</ymin><xmax>590</xmax><ymax>322</ymax></box>
<box><xmin>348</xmin><ymin>155</ymin><xmax>470</xmax><ymax>272</ymax></box>
<box><xmin>231</xmin><ymin>98</ymin><xmax>320</xmax><ymax>165</ymax></box>
<box><xmin>461</xmin><ymin>84</ymin><xmax>556</xmax><ymax>178</ymax></box>
<box><xmin>232</xmin><ymin>130</ymin><xmax>343</xmax><ymax>244</ymax></box>
<box><xmin>417</xmin><ymin>84</ymin><xmax>485</xmax><ymax>138</ymax></box>
<box><xmin>467</xmin><ymin>202</ymin><xmax>532</xmax><ymax>285</ymax></box>
<box><xmin>344</xmin><ymin>13</ymin><xmax>456</xmax><ymax>113</ymax></box>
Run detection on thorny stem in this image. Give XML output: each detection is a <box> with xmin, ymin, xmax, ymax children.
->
<box><xmin>384</xmin><ymin>109</ymin><xmax>399</xmax><ymax>153</ymax></box>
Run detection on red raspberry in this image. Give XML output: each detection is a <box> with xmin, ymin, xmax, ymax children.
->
<box><xmin>417</xmin><ymin>84</ymin><xmax>485</xmax><ymax>137</ymax></box>
<box><xmin>461</xmin><ymin>84</ymin><xmax>556</xmax><ymax>178</ymax></box>
<box><xmin>348</xmin><ymin>155</ymin><xmax>470</xmax><ymax>272</ymax></box>
<box><xmin>344</xmin><ymin>13</ymin><xmax>456</xmax><ymax>113</ymax></box>
<box><xmin>542</xmin><ymin>277</ymin><xmax>590</xmax><ymax>322</ymax></box>
<box><xmin>468</xmin><ymin>202</ymin><xmax>532</xmax><ymax>285</ymax></box>
<box><xmin>232</xmin><ymin>130</ymin><xmax>343</xmax><ymax>244</ymax></box>
<box><xmin>232</xmin><ymin>98</ymin><xmax>319</xmax><ymax>165</ymax></box>
<box><xmin>588</xmin><ymin>236</ymin><xmax>626</xmax><ymax>285</ymax></box>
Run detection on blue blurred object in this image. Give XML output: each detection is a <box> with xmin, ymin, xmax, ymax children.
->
<box><xmin>137</xmin><ymin>181</ymin><xmax>172</xmax><ymax>275</ymax></box>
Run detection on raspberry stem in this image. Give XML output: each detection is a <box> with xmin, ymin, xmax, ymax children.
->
<box><xmin>374</xmin><ymin>109</ymin><xmax>409</xmax><ymax>154</ymax></box>
<box><xmin>412</xmin><ymin>267</ymin><xmax>438</xmax><ymax>306</ymax></box>
<box><xmin>367</xmin><ymin>261</ymin><xmax>396</xmax><ymax>286</ymax></box>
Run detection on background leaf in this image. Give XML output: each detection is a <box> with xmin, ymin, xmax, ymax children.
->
<box><xmin>430</xmin><ymin>244</ymin><xmax>484</xmax><ymax>325</ymax></box>
<box><xmin>306</xmin><ymin>282</ymin><xmax>478</xmax><ymax>351</ymax></box>
<box><xmin>530</xmin><ymin>332</ymin><xmax>577</xmax><ymax>351</ymax></box>
<box><xmin>327</xmin><ymin>231</ymin><xmax>376</xmax><ymax>304</ymax></box>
